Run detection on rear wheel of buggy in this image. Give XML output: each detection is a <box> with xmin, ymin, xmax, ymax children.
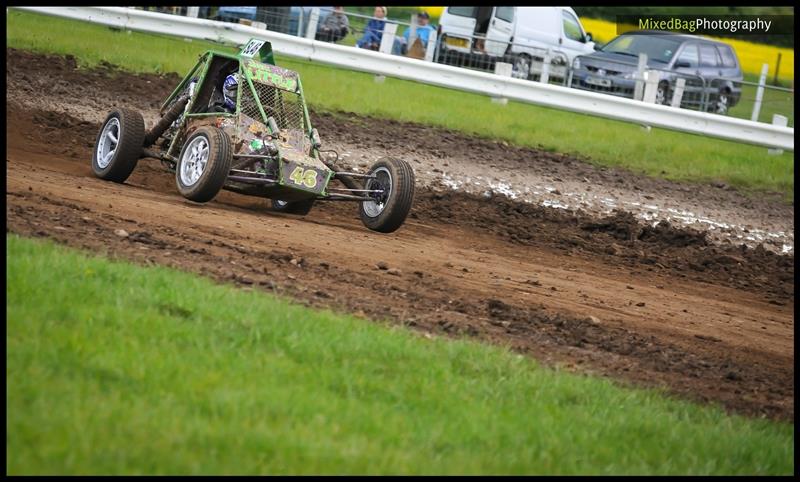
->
<box><xmin>359</xmin><ymin>157</ymin><xmax>415</xmax><ymax>233</ymax></box>
<box><xmin>270</xmin><ymin>199</ymin><xmax>315</xmax><ymax>215</ymax></box>
<box><xmin>176</xmin><ymin>126</ymin><xmax>232</xmax><ymax>203</ymax></box>
<box><xmin>92</xmin><ymin>108</ymin><xmax>145</xmax><ymax>183</ymax></box>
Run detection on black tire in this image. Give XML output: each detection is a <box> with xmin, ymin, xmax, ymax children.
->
<box><xmin>270</xmin><ymin>198</ymin><xmax>315</xmax><ymax>215</ymax></box>
<box><xmin>175</xmin><ymin>126</ymin><xmax>232</xmax><ymax>203</ymax></box>
<box><xmin>92</xmin><ymin>108</ymin><xmax>145</xmax><ymax>183</ymax></box>
<box><xmin>713</xmin><ymin>89</ymin><xmax>731</xmax><ymax>115</ymax></box>
<box><xmin>143</xmin><ymin>94</ymin><xmax>189</xmax><ymax>147</ymax></box>
<box><xmin>437</xmin><ymin>44</ymin><xmax>455</xmax><ymax>66</ymax></box>
<box><xmin>512</xmin><ymin>54</ymin><xmax>532</xmax><ymax>80</ymax></box>
<box><xmin>656</xmin><ymin>81</ymin><xmax>671</xmax><ymax>106</ymax></box>
<box><xmin>359</xmin><ymin>157</ymin><xmax>415</xmax><ymax>233</ymax></box>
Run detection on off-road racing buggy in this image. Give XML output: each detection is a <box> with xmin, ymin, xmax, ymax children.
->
<box><xmin>92</xmin><ymin>38</ymin><xmax>415</xmax><ymax>233</ymax></box>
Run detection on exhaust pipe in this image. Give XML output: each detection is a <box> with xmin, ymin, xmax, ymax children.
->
<box><xmin>143</xmin><ymin>95</ymin><xmax>190</xmax><ymax>147</ymax></box>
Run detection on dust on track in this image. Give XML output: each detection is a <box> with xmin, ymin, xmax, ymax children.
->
<box><xmin>5</xmin><ymin>48</ymin><xmax>794</xmax><ymax>421</ymax></box>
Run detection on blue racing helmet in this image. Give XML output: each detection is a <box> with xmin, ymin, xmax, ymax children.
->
<box><xmin>222</xmin><ymin>73</ymin><xmax>239</xmax><ymax>110</ymax></box>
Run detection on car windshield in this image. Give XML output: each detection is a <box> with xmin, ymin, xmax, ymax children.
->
<box><xmin>602</xmin><ymin>34</ymin><xmax>681</xmax><ymax>63</ymax></box>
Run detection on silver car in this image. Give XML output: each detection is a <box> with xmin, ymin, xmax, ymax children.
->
<box><xmin>571</xmin><ymin>31</ymin><xmax>743</xmax><ymax>114</ymax></box>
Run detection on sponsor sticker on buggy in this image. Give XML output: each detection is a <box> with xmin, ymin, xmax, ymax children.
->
<box><xmin>244</xmin><ymin>60</ymin><xmax>299</xmax><ymax>92</ymax></box>
<box><xmin>280</xmin><ymin>160</ymin><xmax>327</xmax><ymax>195</ymax></box>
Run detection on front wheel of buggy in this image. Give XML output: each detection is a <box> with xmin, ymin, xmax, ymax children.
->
<box><xmin>175</xmin><ymin>126</ymin><xmax>232</xmax><ymax>203</ymax></box>
<box><xmin>92</xmin><ymin>108</ymin><xmax>145</xmax><ymax>183</ymax></box>
<box><xmin>271</xmin><ymin>199</ymin><xmax>315</xmax><ymax>215</ymax></box>
<box><xmin>359</xmin><ymin>157</ymin><xmax>415</xmax><ymax>233</ymax></box>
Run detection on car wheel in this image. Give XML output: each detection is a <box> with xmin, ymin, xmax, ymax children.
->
<box><xmin>175</xmin><ymin>126</ymin><xmax>232</xmax><ymax>203</ymax></box>
<box><xmin>359</xmin><ymin>157</ymin><xmax>415</xmax><ymax>233</ymax></box>
<box><xmin>439</xmin><ymin>47</ymin><xmax>453</xmax><ymax>66</ymax></box>
<box><xmin>512</xmin><ymin>54</ymin><xmax>531</xmax><ymax>80</ymax></box>
<box><xmin>655</xmin><ymin>82</ymin><xmax>671</xmax><ymax>105</ymax></box>
<box><xmin>714</xmin><ymin>89</ymin><xmax>730</xmax><ymax>115</ymax></box>
<box><xmin>270</xmin><ymin>198</ymin><xmax>315</xmax><ymax>215</ymax></box>
<box><xmin>92</xmin><ymin>108</ymin><xmax>145</xmax><ymax>183</ymax></box>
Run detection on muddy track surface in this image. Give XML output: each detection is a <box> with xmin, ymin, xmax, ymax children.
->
<box><xmin>6</xmin><ymin>48</ymin><xmax>794</xmax><ymax>421</ymax></box>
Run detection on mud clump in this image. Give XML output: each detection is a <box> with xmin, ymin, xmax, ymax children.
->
<box><xmin>413</xmin><ymin>190</ymin><xmax>792</xmax><ymax>301</ymax></box>
<box><xmin>639</xmin><ymin>219</ymin><xmax>708</xmax><ymax>247</ymax></box>
<box><xmin>580</xmin><ymin>211</ymin><xmax>709</xmax><ymax>247</ymax></box>
<box><xmin>581</xmin><ymin>210</ymin><xmax>650</xmax><ymax>242</ymax></box>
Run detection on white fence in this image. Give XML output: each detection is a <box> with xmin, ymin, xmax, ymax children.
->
<box><xmin>12</xmin><ymin>6</ymin><xmax>794</xmax><ymax>151</ymax></box>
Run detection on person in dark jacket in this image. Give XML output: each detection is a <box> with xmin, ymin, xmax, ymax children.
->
<box><xmin>316</xmin><ymin>7</ymin><xmax>350</xmax><ymax>43</ymax></box>
<box><xmin>355</xmin><ymin>6</ymin><xmax>387</xmax><ymax>50</ymax></box>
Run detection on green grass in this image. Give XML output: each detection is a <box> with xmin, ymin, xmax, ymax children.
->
<box><xmin>6</xmin><ymin>9</ymin><xmax>794</xmax><ymax>199</ymax></box>
<box><xmin>6</xmin><ymin>234</ymin><xmax>795</xmax><ymax>475</ymax></box>
<box><xmin>729</xmin><ymin>73</ymin><xmax>794</xmax><ymax>126</ymax></box>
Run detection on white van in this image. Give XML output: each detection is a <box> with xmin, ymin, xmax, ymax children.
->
<box><xmin>436</xmin><ymin>7</ymin><xmax>596</xmax><ymax>78</ymax></box>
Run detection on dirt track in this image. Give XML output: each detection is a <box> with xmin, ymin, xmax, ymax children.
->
<box><xmin>5</xmin><ymin>49</ymin><xmax>795</xmax><ymax>421</ymax></box>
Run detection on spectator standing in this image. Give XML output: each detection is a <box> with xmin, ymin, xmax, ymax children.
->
<box><xmin>393</xmin><ymin>11</ymin><xmax>435</xmax><ymax>55</ymax></box>
<box><xmin>356</xmin><ymin>6</ymin><xmax>387</xmax><ymax>50</ymax></box>
<box><xmin>316</xmin><ymin>7</ymin><xmax>350</xmax><ymax>43</ymax></box>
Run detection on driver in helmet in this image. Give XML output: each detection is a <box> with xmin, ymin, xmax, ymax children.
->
<box><xmin>222</xmin><ymin>72</ymin><xmax>239</xmax><ymax>113</ymax></box>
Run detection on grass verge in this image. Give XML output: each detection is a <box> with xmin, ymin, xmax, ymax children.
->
<box><xmin>6</xmin><ymin>234</ymin><xmax>795</xmax><ymax>475</ymax></box>
<box><xmin>5</xmin><ymin>9</ymin><xmax>794</xmax><ymax>199</ymax></box>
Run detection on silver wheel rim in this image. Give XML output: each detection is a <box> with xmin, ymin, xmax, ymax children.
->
<box><xmin>180</xmin><ymin>135</ymin><xmax>210</xmax><ymax>187</ymax></box>
<box><xmin>716</xmin><ymin>94</ymin><xmax>728</xmax><ymax>114</ymax></box>
<box><xmin>96</xmin><ymin>118</ymin><xmax>120</xmax><ymax>169</ymax></box>
<box><xmin>274</xmin><ymin>200</ymin><xmax>289</xmax><ymax>208</ymax></box>
<box><xmin>656</xmin><ymin>86</ymin><xmax>666</xmax><ymax>105</ymax></box>
<box><xmin>363</xmin><ymin>166</ymin><xmax>391</xmax><ymax>218</ymax></box>
<box><xmin>512</xmin><ymin>57</ymin><xmax>530</xmax><ymax>79</ymax></box>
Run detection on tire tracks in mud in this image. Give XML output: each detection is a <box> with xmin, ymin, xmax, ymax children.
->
<box><xmin>5</xmin><ymin>48</ymin><xmax>795</xmax><ymax>421</ymax></box>
<box><xmin>6</xmin><ymin>183</ymin><xmax>794</xmax><ymax>421</ymax></box>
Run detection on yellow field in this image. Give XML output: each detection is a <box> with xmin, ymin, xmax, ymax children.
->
<box><xmin>580</xmin><ymin>17</ymin><xmax>793</xmax><ymax>82</ymax></box>
<box><xmin>422</xmin><ymin>6</ymin><xmax>444</xmax><ymax>19</ymax></box>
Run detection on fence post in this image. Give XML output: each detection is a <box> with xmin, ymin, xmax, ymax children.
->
<box><xmin>670</xmin><ymin>77</ymin><xmax>686</xmax><ymax>108</ymax></box>
<box><xmin>408</xmin><ymin>14</ymin><xmax>418</xmax><ymax>46</ymax></box>
<box><xmin>553</xmin><ymin>55</ymin><xmax>568</xmax><ymax>85</ymax></box>
<box><xmin>751</xmin><ymin>63</ymin><xmax>769</xmax><ymax>122</ymax></box>
<box><xmin>297</xmin><ymin>8</ymin><xmax>304</xmax><ymax>37</ymax></box>
<box><xmin>633</xmin><ymin>53</ymin><xmax>647</xmax><ymax>101</ymax></box>
<box><xmin>540</xmin><ymin>49</ymin><xmax>551</xmax><ymax>84</ymax></box>
<box><xmin>642</xmin><ymin>70</ymin><xmax>659</xmax><ymax>103</ymax></box>
<box><xmin>186</xmin><ymin>7</ymin><xmax>199</xmax><ymax>18</ymax></box>
<box><xmin>305</xmin><ymin>8</ymin><xmax>320</xmax><ymax>40</ymax></box>
<box><xmin>424</xmin><ymin>31</ymin><xmax>437</xmax><ymax>62</ymax></box>
<box><xmin>432</xmin><ymin>35</ymin><xmax>441</xmax><ymax>63</ymax></box>
<box><xmin>767</xmin><ymin>114</ymin><xmax>788</xmax><ymax>155</ymax></box>
<box><xmin>379</xmin><ymin>22</ymin><xmax>397</xmax><ymax>54</ymax></box>
<box><xmin>773</xmin><ymin>52</ymin><xmax>782</xmax><ymax>85</ymax></box>
<box><xmin>492</xmin><ymin>62</ymin><xmax>512</xmax><ymax>105</ymax></box>
<box><xmin>566</xmin><ymin>60</ymin><xmax>574</xmax><ymax>87</ymax></box>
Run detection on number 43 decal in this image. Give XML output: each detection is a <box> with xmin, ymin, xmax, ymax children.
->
<box><xmin>289</xmin><ymin>166</ymin><xmax>318</xmax><ymax>189</ymax></box>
